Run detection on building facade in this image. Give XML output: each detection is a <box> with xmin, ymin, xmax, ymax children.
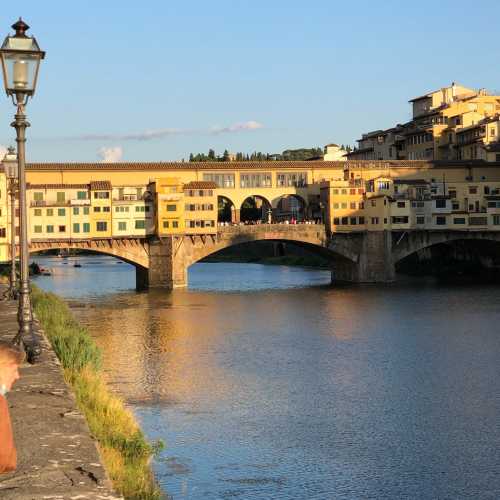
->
<box><xmin>1</xmin><ymin>160</ymin><xmax>500</xmax><ymax>262</ymax></box>
<box><xmin>347</xmin><ymin>83</ymin><xmax>500</xmax><ymax>162</ymax></box>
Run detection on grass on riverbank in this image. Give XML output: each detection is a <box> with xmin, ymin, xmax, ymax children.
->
<box><xmin>31</xmin><ymin>286</ymin><xmax>164</xmax><ymax>500</ymax></box>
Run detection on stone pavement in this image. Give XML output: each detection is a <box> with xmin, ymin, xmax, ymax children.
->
<box><xmin>0</xmin><ymin>285</ymin><xmax>122</xmax><ymax>500</ymax></box>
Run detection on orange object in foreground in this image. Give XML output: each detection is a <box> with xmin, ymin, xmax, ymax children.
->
<box><xmin>0</xmin><ymin>394</ymin><xmax>16</xmax><ymax>473</ymax></box>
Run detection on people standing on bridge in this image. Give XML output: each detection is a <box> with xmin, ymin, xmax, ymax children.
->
<box><xmin>0</xmin><ymin>341</ymin><xmax>24</xmax><ymax>473</ymax></box>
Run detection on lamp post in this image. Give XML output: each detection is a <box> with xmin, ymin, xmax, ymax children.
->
<box><xmin>0</xmin><ymin>19</ymin><xmax>45</xmax><ymax>359</ymax></box>
<box><xmin>2</xmin><ymin>147</ymin><xmax>18</xmax><ymax>300</ymax></box>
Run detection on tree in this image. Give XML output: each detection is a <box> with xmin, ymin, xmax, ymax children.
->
<box><xmin>222</xmin><ymin>149</ymin><xmax>230</xmax><ymax>162</ymax></box>
<box><xmin>189</xmin><ymin>153</ymin><xmax>194</xmax><ymax>162</ymax></box>
<box><xmin>208</xmin><ymin>149</ymin><xmax>216</xmax><ymax>161</ymax></box>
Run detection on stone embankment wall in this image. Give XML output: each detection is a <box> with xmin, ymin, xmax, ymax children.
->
<box><xmin>0</xmin><ymin>285</ymin><xmax>122</xmax><ymax>499</ymax></box>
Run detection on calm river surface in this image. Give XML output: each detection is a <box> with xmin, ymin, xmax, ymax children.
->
<box><xmin>33</xmin><ymin>255</ymin><xmax>500</xmax><ymax>499</ymax></box>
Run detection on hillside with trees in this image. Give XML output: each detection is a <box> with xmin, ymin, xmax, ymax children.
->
<box><xmin>187</xmin><ymin>147</ymin><xmax>333</xmax><ymax>162</ymax></box>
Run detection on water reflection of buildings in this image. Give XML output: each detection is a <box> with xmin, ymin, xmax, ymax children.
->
<box><xmin>76</xmin><ymin>290</ymin><xmax>264</xmax><ymax>404</ymax></box>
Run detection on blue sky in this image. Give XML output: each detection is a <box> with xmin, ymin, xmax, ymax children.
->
<box><xmin>0</xmin><ymin>0</ymin><xmax>499</xmax><ymax>162</ymax></box>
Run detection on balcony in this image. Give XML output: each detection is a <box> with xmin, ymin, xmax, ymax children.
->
<box><xmin>158</xmin><ymin>194</ymin><xmax>183</xmax><ymax>202</ymax></box>
<box><xmin>70</xmin><ymin>199</ymin><xmax>91</xmax><ymax>206</ymax></box>
<box><xmin>113</xmin><ymin>194</ymin><xmax>140</xmax><ymax>202</ymax></box>
<box><xmin>30</xmin><ymin>200</ymin><xmax>71</xmax><ymax>207</ymax></box>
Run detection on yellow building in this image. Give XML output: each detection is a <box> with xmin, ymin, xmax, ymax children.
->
<box><xmin>152</xmin><ymin>177</ymin><xmax>184</xmax><ymax>236</ymax></box>
<box><xmin>112</xmin><ymin>184</ymin><xmax>154</xmax><ymax>237</ymax></box>
<box><xmin>89</xmin><ymin>181</ymin><xmax>112</xmax><ymax>238</ymax></box>
<box><xmin>320</xmin><ymin>162</ymin><xmax>500</xmax><ymax>234</ymax></box>
<box><xmin>28</xmin><ymin>183</ymin><xmax>88</xmax><ymax>240</ymax></box>
<box><xmin>320</xmin><ymin>179</ymin><xmax>365</xmax><ymax>232</ymax></box>
<box><xmin>183</xmin><ymin>181</ymin><xmax>218</xmax><ymax>234</ymax></box>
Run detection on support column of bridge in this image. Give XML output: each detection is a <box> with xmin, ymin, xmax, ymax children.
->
<box><xmin>332</xmin><ymin>231</ymin><xmax>395</xmax><ymax>283</ymax></box>
<box><xmin>138</xmin><ymin>237</ymin><xmax>188</xmax><ymax>290</ymax></box>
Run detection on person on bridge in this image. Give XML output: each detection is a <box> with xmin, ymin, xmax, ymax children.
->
<box><xmin>0</xmin><ymin>341</ymin><xmax>24</xmax><ymax>473</ymax></box>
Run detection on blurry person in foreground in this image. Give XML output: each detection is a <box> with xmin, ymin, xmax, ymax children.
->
<box><xmin>0</xmin><ymin>341</ymin><xmax>24</xmax><ymax>473</ymax></box>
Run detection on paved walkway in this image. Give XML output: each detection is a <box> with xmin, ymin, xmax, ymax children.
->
<box><xmin>0</xmin><ymin>285</ymin><xmax>122</xmax><ymax>499</ymax></box>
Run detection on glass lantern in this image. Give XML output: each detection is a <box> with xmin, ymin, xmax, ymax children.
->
<box><xmin>2</xmin><ymin>147</ymin><xmax>18</xmax><ymax>179</ymax></box>
<box><xmin>0</xmin><ymin>19</ymin><xmax>45</xmax><ymax>98</ymax></box>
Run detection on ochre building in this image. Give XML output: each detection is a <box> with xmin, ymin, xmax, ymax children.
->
<box><xmin>347</xmin><ymin>83</ymin><xmax>500</xmax><ymax>162</ymax></box>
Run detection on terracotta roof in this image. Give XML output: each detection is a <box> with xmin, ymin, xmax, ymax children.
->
<box><xmin>25</xmin><ymin>161</ymin><xmax>346</xmax><ymax>171</ymax></box>
<box><xmin>408</xmin><ymin>92</ymin><xmax>433</xmax><ymax>103</ymax></box>
<box><xmin>23</xmin><ymin>159</ymin><xmax>500</xmax><ymax>172</ymax></box>
<box><xmin>183</xmin><ymin>181</ymin><xmax>218</xmax><ymax>189</ymax></box>
<box><xmin>27</xmin><ymin>183</ymin><xmax>88</xmax><ymax>189</ymax></box>
<box><xmin>89</xmin><ymin>181</ymin><xmax>112</xmax><ymax>190</ymax></box>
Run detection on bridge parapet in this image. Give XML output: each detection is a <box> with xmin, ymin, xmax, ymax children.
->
<box><xmin>216</xmin><ymin>223</ymin><xmax>327</xmax><ymax>244</ymax></box>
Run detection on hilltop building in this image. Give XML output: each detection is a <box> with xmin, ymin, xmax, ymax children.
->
<box><xmin>323</xmin><ymin>144</ymin><xmax>347</xmax><ymax>161</ymax></box>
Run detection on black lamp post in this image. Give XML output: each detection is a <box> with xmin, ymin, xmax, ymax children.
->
<box><xmin>2</xmin><ymin>147</ymin><xmax>18</xmax><ymax>300</ymax></box>
<box><xmin>0</xmin><ymin>19</ymin><xmax>45</xmax><ymax>361</ymax></box>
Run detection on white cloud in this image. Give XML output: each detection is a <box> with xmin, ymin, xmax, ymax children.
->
<box><xmin>211</xmin><ymin>121</ymin><xmax>264</xmax><ymax>134</ymax></box>
<box><xmin>0</xmin><ymin>145</ymin><xmax>8</xmax><ymax>160</ymax></box>
<box><xmin>73</xmin><ymin>121</ymin><xmax>264</xmax><ymax>142</ymax></box>
<box><xmin>98</xmin><ymin>146</ymin><xmax>123</xmax><ymax>163</ymax></box>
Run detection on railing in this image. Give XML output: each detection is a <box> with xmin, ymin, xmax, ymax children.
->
<box><xmin>113</xmin><ymin>195</ymin><xmax>140</xmax><ymax>201</ymax></box>
<box><xmin>30</xmin><ymin>200</ymin><xmax>71</xmax><ymax>207</ymax></box>
<box><xmin>158</xmin><ymin>194</ymin><xmax>182</xmax><ymax>202</ymax></box>
<box><xmin>217</xmin><ymin>222</ymin><xmax>325</xmax><ymax>230</ymax></box>
<box><xmin>30</xmin><ymin>199</ymin><xmax>91</xmax><ymax>207</ymax></box>
<box><xmin>70</xmin><ymin>199</ymin><xmax>91</xmax><ymax>206</ymax></box>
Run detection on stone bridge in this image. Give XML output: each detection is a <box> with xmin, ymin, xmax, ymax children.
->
<box><xmin>25</xmin><ymin>226</ymin><xmax>500</xmax><ymax>289</ymax></box>
<box><xmin>144</xmin><ymin>224</ymin><xmax>366</xmax><ymax>288</ymax></box>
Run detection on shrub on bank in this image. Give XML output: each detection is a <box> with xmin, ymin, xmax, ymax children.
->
<box><xmin>31</xmin><ymin>286</ymin><xmax>164</xmax><ymax>500</ymax></box>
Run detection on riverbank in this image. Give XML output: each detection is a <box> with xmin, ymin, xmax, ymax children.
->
<box><xmin>30</xmin><ymin>286</ymin><xmax>164</xmax><ymax>499</ymax></box>
<box><xmin>0</xmin><ymin>283</ymin><xmax>121</xmax><ymax>499</ymax></box>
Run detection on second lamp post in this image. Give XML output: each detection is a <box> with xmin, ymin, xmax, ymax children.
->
<box><xmin>3</xmin><ymin>147</ymin><xmax>18</xmax><ymax>300</ymax></box>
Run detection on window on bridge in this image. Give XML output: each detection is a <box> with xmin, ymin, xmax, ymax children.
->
<box><xmin>240</xmin><ymin>173</ymin><xmax>272</xmax><ymax>188</ymax></box>
<box><xmin>203</xmin><ymin>173</ymin><xmax>235</xmax><ymax>188</ymax></box>
<box><xmin>276</xmin><ymin>172</ymin><xmax>307</xmax><ymax>187</ymax></box>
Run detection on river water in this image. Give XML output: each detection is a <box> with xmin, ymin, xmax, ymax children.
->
<box><xmin>33</xmin><ymin>255</ymin><xmax>500</xmax><ymax>500</ymax></box>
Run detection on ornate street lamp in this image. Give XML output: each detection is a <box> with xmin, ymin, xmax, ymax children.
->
<box><xmin>0</xmin><ymin>19</ymin><xmax>45</xmax><ymax>360</ymax></box>
<box><xmin>2</xmin><ymin>147</ymin><xmax>18</xmax><ymax>300</ymax></box>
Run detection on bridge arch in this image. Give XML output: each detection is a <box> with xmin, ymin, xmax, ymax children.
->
<box><xmin>240</xmin><ymin>195</ymin><xmax>272</xmax><ymax>223</ymax></box>
<box><xmin>217</xmin><ymin>195</ymin><xmax>237</xmax><ymax>223</ymax></box>
<box><xmin>393</xmin><ymin>231</ymin><xmax>500</xmax><ymax>264</ymax></box>
<box><xmin>26</xmin><ymin>239</ymin><xmax>150</xmax><ymax>269</ymax></box>
<box><xmin>179</xmin><ymin>225</ymin><xmax>357</xmax><ymax>274</ymax></box>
